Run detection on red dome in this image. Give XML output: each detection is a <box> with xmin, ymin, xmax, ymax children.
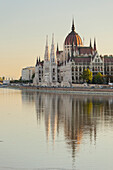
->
<box><xmin>64</xmin><ymin>20</ymin><xmax>83</xmax><ymax>46</ymax></box>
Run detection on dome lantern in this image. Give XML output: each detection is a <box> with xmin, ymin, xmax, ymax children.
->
<box><xmin>72</xmin><ymin>19</ymin><xmax>75</xmax><ymax>32</ymax></box>
<box><xmin>64</xmin><ymin>20</ymin><xmax>83</xmax><ymax>46</ymax></box>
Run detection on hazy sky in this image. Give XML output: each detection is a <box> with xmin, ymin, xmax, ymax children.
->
<box><xmin>0</xmin><ymin>0</ymin><xmax>113</xmax><ymax>79</ymax></box>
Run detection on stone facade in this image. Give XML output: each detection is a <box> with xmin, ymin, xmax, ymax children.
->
<box><xmin>33</xmin><ymin>20</ymin><xmax>113</xmax><ymax>86</ymax></box>
<box><xmin>22</xmin><ymin>66</ymin><xmax>35</xmax><ymax>81</ymax></box>
<box><xmin>34</xmin><ymin>34</ymin><xmax>57</xmax><ymax>86</ymax></box>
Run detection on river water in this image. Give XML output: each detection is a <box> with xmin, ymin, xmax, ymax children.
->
<box><xmin>0</xmin><ymin>88</ymin><xmax>113</xmax><ymax>170</ymax></box>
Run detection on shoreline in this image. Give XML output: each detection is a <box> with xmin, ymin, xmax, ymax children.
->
<box><xmin>5</xmin><ymin>85</ymin><xmax>113</xmax><ymax>96</ymax></box>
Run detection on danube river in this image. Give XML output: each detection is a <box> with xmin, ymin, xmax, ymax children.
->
<box><xmin>0</xmin><ymin>88</ymin><xmax>113</xmax><ymax>170</ymax></box>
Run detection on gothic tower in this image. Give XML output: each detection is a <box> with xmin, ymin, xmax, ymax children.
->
<box><xmin>34</xmin><ymin>57</ymin><xmax>39</xmax><ymax>85</ymax></box>
<box><xmin>44</xmin><ymin>35</ymin><xmax>50</xmax><ymax>62</ymax></box>
<box><xmin>50</xmin><ymin>34</ymin><xmax>57</xmax><ymax>84</ymax></box>
<box><xmin>43</xmin><ymin>36</ymin><xmax>51</xmax><ymax>84</ymax></box>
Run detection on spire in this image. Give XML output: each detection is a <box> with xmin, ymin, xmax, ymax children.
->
<box><xmin>39</xmin><ymin>56</ymin><xmax>40</xmax><ymax>62</ymax></box>
<box><xmin>44</xmin><ymin>35</ymin><xmax>50</xmax><ymax>61</ymax></box>
<box><xmin>36</xmin><ymin>57</ymin><xmax>38</xmax><ymax>67</ymax></box>
<box><xmin>50</xmin><ymin>33</ymin><xmax>56</xmax><ymax>63</ymax></box>
<box><xmin>46</xmin><ymin>35</ymin><xmax>48</xmax><ymax>47</ymax></box>
<box><xmin>52</xmin><ymin>33</ymin><xmax>54</xmax><ymax>45</ymax></box>
<box><xmin>72</xmin><ymin>18</ymin><xmax>75</xmax><ymax>32</ymax></box>
<box><xmin>90</xmin><ymin>39</ymin><xmax>92</xmax><ymax>48</ymax></box>
<box><xmin>94</xmin><ymin>38</ymin><xmax>96</xmax><ymax>51</ymax></box>
<box><xmin>56</xmin><ymin>43</ymin><xmax>59</xmax><ymax>55</ymax></box>
<box><xmin>57</xmin><ymin>43</ymin><xmax>59</xmax><ymax>52</ymax></box>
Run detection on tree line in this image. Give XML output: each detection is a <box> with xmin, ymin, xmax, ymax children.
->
<box><xmin>81</xmin><ymin>68</ymin><xmax>112</xmax><ymax>84</ymax></box>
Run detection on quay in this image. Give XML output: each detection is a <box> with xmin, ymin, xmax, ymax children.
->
<box><xmin>7</xmin><ymin>84</ymin><xmax>113</xmax><ymax>96</ymax></box>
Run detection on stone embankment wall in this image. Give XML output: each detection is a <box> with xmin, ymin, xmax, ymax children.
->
<box><xmin>8</xmin><ymin>85</ymin><xmax>113</xmax><ymax>96</ymax></box>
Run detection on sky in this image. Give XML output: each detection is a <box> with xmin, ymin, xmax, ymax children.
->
<box><xmin>0</xmin><ymin>0</ymin><xmax>113</xmax><ymax>79</ymax></box>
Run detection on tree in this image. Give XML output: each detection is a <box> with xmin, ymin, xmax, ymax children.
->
<box><xmin>94</xmin><ymin>72</ymin><xmax>104</xmax><ymax>84</ymax></box>
<box><xmin>81</xmin><ymin>68</ymin><xmax>93</xmax><ymax>83</ymax></box>
<box><xmin>0</xmin><ymin>77</ymin><xmax>3</xmax><ymax>82</ymax></box>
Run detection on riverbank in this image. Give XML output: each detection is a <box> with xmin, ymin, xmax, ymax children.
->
<box><xmin>6</xmin><ymin>84</ymin><xmax>113</xmax><ymax>96</ymax></box>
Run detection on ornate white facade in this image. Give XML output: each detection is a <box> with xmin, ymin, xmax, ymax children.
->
<box><xmin>33</xmin><ymin>20</ymin><xmax>113</xmax><ymax>86</ymax></box>
<box><xmin>34</xmin><ymin>34</ymin><xmax>57</xmax><ymax>86</ymax></box>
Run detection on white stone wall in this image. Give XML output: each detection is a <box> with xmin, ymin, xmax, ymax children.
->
<box><xmin>59</xmin><ymin>61</ymin><xmax>72</xmax><ymax>87</ymax></box>
<box><xmin>22</xmin><ymin>67</ymin><xmax>35</xmax><ymax>81</ymax></box>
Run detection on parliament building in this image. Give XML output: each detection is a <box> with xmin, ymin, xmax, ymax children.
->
<box><xmin>33</xmin><ymin>20</ymin><xmax>113</xmax><ymax>86</ymax></box>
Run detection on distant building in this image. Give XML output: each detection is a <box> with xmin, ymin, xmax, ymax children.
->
<box><xmin>22</xmin><ymin>66</ymin><xmax>35</xmax><ymax>81</ymax></box>
<box><xmin>33</xmin><ymin>20</ymin><xmax>113</xmax><ymax>86</ymax></box>
<box><xmin>3</xmin><ymin>80</ymin><xmax>10</xmax><ymax>85</ymax></box>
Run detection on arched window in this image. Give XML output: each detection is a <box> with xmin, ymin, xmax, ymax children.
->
<box><xmin>72</xmin><ymin>67</ymin><xmax>74</xmax><ymax>72</ymax></box>
<box><xmin>72</xmin><ymin>76</ymin><xmax>74</xmax><ymax>81</ymax></box>
<box><xmin>53</xmin><ymin>68</ymin><xmax>55</xmax><ymax>73</ymax></box>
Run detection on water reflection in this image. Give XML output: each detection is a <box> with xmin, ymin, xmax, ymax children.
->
<box><xmin>21</xmin><ymin>90</ymin><xmax>113</xmax><ymax>160</ymax></box>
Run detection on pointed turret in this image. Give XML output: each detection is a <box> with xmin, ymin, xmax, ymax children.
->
<box><xmin>50</xmin><ymin>33</ymin><xmax>56</xmax><ymax>63</ymax></box>
<box><xmin>56</xmin><ymin>43</ymin><xmax>59</xmax><ymax>55</ymax></box>
<box><xmin>90</xmin><ymin>39</ymin><xmax>92</xmax><ymax>48</ymax></box>
<box><xmin>39</xmin><ymin>56</ymin><xmax>40</xmax><ymax>62</ymax></box>
<box><xmin>94</xmin><ymin>38</ymin><xmax>96</xmax><ymax>51</ymax></box>
<box><xmin>52</xmin><ymin>33</ymin><xmax>54</xmax><ymax>45</ymax></box>
<box><xmin>36</xmin><ymin>57</ymin><xmax>38</xmax><ymax>67</ymax></box>
<box><xmin>46</xmin><ymin>35</ymin><xmax>48</xmax><ymax>46</ymax></box>
<box><xmin>49</xmin><ymin>34</ymin><xmax>57</xmax><ymax>83</ymax></box>
<box><xmin>72</xmin><ymin>19</ymin><xmax>75</xmax><ymax>32</ymax></box>
<box><xmin>44</xmin><ymin>35</ymin><xmax>50</xmax><ymax>62</ymax></box>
